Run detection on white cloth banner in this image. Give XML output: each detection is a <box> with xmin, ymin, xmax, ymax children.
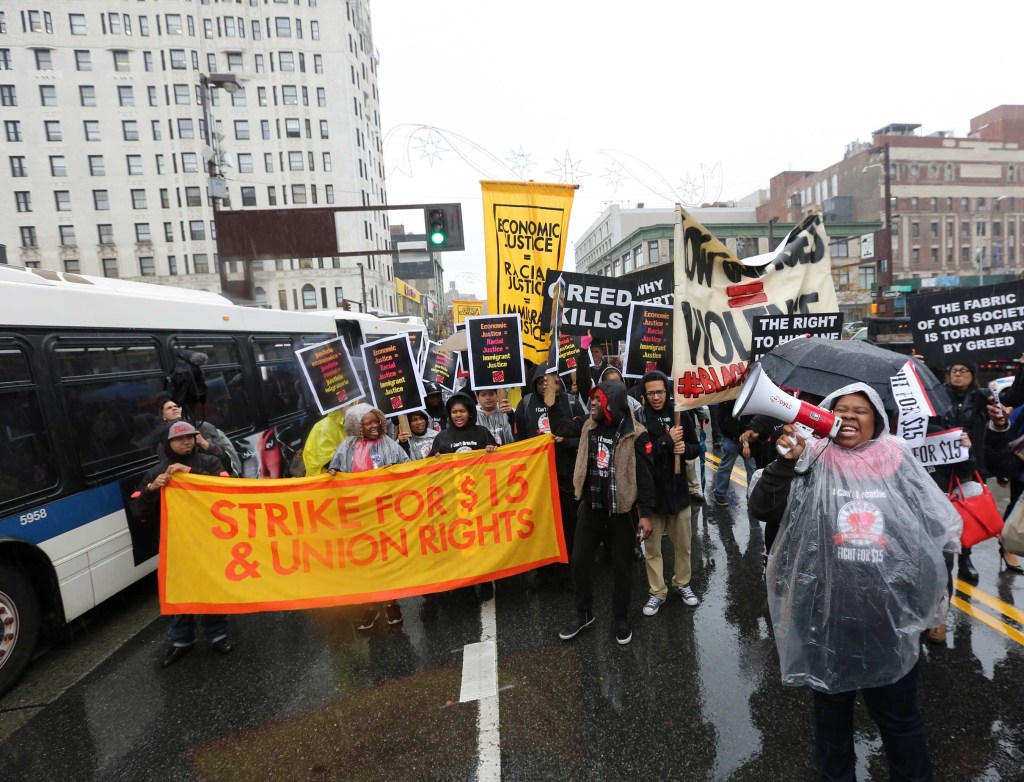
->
<box><xmin>672</xmin><ymin>209</ymin><xmax>838</xmax><ymax>410</ymax></box>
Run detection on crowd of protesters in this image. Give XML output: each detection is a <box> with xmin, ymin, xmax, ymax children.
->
<box><xmin>143</xmin><ymin>335</ymin><xmax>1024</xmax><ymax>781</ymax></box>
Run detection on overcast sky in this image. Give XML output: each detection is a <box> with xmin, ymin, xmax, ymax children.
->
<box><xmin>371</xmin><ymin>0</ymin><xmax>1020</xmax><ymax>297</ymax></box>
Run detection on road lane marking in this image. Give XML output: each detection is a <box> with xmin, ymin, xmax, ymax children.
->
<box><xmin>954</xmin><ymin>579</ymin><xmax>1024</xmax><ymax>627</ymax></box>
<box><xmin>705</xmin><ymin>453</ymin><xmax>748</xmax><ymax>488</ymax></box>
<box><xmin>951</xmin><ymin>595</ymin><xmax>1024</xmax><ymax>647</ymax></box>
<box><xmin>461</xmin><ymin>593</ymin><xmax>500</xmax><ymax>781</ymax></box>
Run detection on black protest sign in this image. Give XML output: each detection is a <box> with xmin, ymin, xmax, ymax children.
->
<box><xmin>627</xmin><ymin>264</ymin><xmax>674</xmax><ymax>306</ymax></box>
<box><xmin>295</xmin><ymin>336</ymin><xmax>365</xmax><ymax>415</ymax></box>
<box><xmin>557</xmin><ymin>333</ymin><xmax>588</xmax><ymax>377</ymax></box>
<box><xmin>405</xmin><ymin>328</ymin><xmax>426</xmax><ymax>367</ymax></box>
<box><xmin>907</xmin><ymin>280</ymin><xmax>1024</xmax><ymax>366</ymax></box>
<box><xmin>422</xmin><ymin>341</ymin><xmax>456</xmax><ymax>390</ymax></box>
<box><xmin>361</xmin><ymin>334</ymin><xmax>425</xmax><ymax>417</ymax></box>
<box><xmin>750</xmin><ymin>312</ymin><xmax>844</xmax><ymax>363</ymax></box>
<box><xmin>466</xmin><ymin>314</ymin><xmax>525</xmax><ymax>389</ymax></box>
<box><xmin>623</xmin><ymin>303</ymin><xmax>673</xmax><ymax>378</ymax></box>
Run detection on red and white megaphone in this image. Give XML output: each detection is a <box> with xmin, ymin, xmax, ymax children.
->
<box><xmin>734</xmin><ymin>365</ymin><xmax>842</xmax><ymax>450</ymax></box>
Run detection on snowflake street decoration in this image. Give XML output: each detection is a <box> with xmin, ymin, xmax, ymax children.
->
<box><xmin>546</xmin><ymin>150</ymin><xmax>591</xmax><ymax>185</ymax></box>
<box><xmin>602</xmin><ymin>161</ymin><xmax>628</xmax><ymax>193</ymax></box>
<box><xmin>412</xmin><ymin>130</ymin><xmax>448</xmax><ymax>167</ymax></box>
<box><xmin>506</xmin><ymin>146</ymin><xmax>534</xmax><ymax>179</ymax></box>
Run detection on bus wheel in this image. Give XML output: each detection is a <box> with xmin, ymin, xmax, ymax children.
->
<box><xmin>0</xmin><ymin>564</ymin><xmax>41</xmax><ymax>697</ymax></box>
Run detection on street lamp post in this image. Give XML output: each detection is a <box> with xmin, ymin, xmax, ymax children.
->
<box><xmin>865</xmin><ymin>144</ymin><xmax>894</xmax><ymax>316</ymax></box>
<box><xmin>767</xmin><ymin>216</ymin><xmax>779</xmax><ymax>251</ymax></box>
<box><xmin>198</xmin><ymin>72</ymin><xmax>243</xmax><ymax>298</ymax></box>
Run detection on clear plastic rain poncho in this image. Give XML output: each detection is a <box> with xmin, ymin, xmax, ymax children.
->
<box><xmin>766</xmin><ymin>383</ymin><xmax>962</xmax><ymax>694</ymax></box>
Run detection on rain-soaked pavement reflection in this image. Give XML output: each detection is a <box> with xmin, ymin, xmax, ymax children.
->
<box><xmin>1</xmin><ymin>469</ymin><xmax>1023</xmax><ymax>781</ymax></box>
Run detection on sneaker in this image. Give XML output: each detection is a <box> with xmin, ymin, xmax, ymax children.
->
<box><xmin>384</xmin><ymin>602</ymin><xmax>404</xmax><ymax>625</ymax></box>
<box><xmin>642</xmin><ymin>595</ymin><xmax>665</xmax><ymax>616</ymax></box>
<box><xmin>558</xmin><ymin>611</ymin><xmax>595</xmax><ymax>641</ymax></box>
<box><xmin>714</xmin><ymin>496</ymin><xmax>728</xmax><ymax>507</ymax></box>
<box><xmin>355</xmin><ymin>608</ymin><xmax>379</xmax><ymax>631</ymax></box>
<box><xmin>676</xmin><ymin>585</ymin><xmax>700</xmax><ymax>607</ymax></box>
<box><xmin>160</xmin><ymin>644</ymin><xmax>194</xmax><ymax>668</ymax></box>
<box><xmin>211</xmin><ymin>637</ymin><xmax>233</xmax><ymax>655</ymax></box>
<box><xmin>614</xmin><ymin>620</ymin><xmax>632</xmax><ymax>645</ymax></box>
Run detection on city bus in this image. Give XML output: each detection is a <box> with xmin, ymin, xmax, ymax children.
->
<box><xmin>0</xmin><ymin>266</ymin><xmax>377</xmax><ymax>694</ymax></box>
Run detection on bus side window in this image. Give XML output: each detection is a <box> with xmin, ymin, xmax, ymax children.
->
<box><xmin>0</xmin><ymin>346</ymin><xmax>58</xmax><ymax>507</ymax></box>
<box><xmin>54</xmin><ymin>341</ymin><xmax>165</xmax><ymax>477</ymax></box>
<box><xmin>173</xmin><ymin>336</ymin><xmax>251</xmax><ymax>434</ymax></box>
<box><xmin>253</xmin><ymin>336</ymin><xmax>310</xmax><ymax>421</ymax></box>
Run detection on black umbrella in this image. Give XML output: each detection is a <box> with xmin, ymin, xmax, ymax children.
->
<box><xmin>757</xmin><ymin>336</ymin><xmax>951</xmax><ymax>415</ymax></box>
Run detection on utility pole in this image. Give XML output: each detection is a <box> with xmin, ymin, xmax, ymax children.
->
<box><xmin>357</xmin><ymin>262</ymin><xmax>367</xmax><ymax>312</ymax></box>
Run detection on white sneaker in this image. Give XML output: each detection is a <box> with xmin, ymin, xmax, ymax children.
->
<box><xmin>676</xmin><ymin>585</ymin><xmax>700</xmax><ymax>607</ymax></box>
<box><xmin>642</xmin><ymin>595</ymin><xmax>665</xmax><ymax>616</ymax></box>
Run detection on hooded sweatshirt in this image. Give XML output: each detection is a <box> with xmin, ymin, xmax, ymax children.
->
<box><xmin>328</xmin><ymin>403</ymin><xmax>409</xmax><ymax>473</ymax></box>
<box><xmin>429</xmin><ymin>393</ymin><xmax>498</xmax><ymax>455</ymax></box>
<box><xmin>400</xmin><ymin>411</ymin><xmax>437</xmax><ymax>461</ymax></box>
<box><xmin>638</xmin><ymin>371</ymin><xmax>701</xmax><ymax>514</ymax></box>
<box><xmin>514</xmin><ymin>362</ymin><xmax>583</xmax><ymax>483</ymax></box>
<box><xmin>748</xmin><ymin>382</ymin><xmax>962</xmax><ymax>694</ymax></box>
<box><xmin>135</xmin><ymin>436</ymin><xmax>227</xmax><ymax>517</ymax></box>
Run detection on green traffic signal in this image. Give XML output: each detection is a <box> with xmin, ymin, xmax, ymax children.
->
<box><xmin>428</xmin><ymin>208</ymin><xmax>447</xmax><ymax>246</ymax></box>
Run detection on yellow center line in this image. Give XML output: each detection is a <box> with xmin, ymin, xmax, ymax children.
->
<box><xmin>953</xmin><ymin>579</ymin><xmax>1024</xmax><ymax>627</ymax></box>
<box><xmin>951</xmin><ymin>595</ymin><xmax>1024</xmax><ymax>646</ymax></box>
<box><xmin>705</xmin><ymin>453</ymin><xmax>748</xmax><ymax>488</ymax></box>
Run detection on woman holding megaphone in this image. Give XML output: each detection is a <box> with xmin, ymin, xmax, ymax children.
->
<box><xmin>748</xmin><ymin>382</ymin><xmax>962</xmax><ymax>782</ymax></box>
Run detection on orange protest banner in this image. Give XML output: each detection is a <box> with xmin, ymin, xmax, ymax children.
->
<box><xmin>159</xmin><ymin>436</ymin><xmax>565</xmax><ymax>614</ymax></box>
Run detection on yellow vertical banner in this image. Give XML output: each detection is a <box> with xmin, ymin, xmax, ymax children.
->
<box><xmin>482</xmin><ymin>181</ymin><xmax>576</xmax><ymax>364</ymax></box>
<box><xmin>452</xmin><ymin>299</ymin><xmax>484</xmax><ymax>324</ymax></box>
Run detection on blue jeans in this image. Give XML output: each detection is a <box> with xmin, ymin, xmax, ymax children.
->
<box><xmin>168</xmin><ymin>614</ymin><xmax>228</xmax><ymax>647</ymax></box>
<box><xmin>712</xmin><ymin>437</ymin><xmax>755</xmax><ymax>502</ymax></box>
<box><xmin>812</xmin><ymin>665</ymin><xmax>932</xmax><ymax>781</ymax></box>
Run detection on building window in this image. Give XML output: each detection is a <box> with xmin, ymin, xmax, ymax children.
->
<box><xmin>164</xmin><ymin>223</ymin><xmax>174</xmax><ymax>241</ymax></box>
<box><xmin>20</xmin><ymin>226</ymin><xmax>38</xmax><ymax>248</ymax></box>
<box><xmin>74</xmin><ymin>50</ymin><xmax>91</xmax><ymax>71</ymax></box>
<box><xmin>282</xmin><ymin>85</ymin><xmax>297</xmax><ymax>105</ymax></box>
<box><xmin>279</xmin><ymin>51</ymin><xmax>295</xmax><ymax>71</ymax></box>
<box><xmin>148</xmin><ymin>86</ymin><xmax>158</xmax><ymax>107</ymax></box>
<box><xmin>102</xmin><ymin>259</ymin><xmax>118</xmax><ymax>278</ymax></box>
<box><xmin>122</xmin><ymin>121</ymin><xmax>139</xmax><ymax>141</ymax></box>
<box><xmin>15</xmin><ymin>192</ymin><xmax>31</xmax><ymax>212</ymax></box>
<box><xmin>112</xmin><ymin>50</ymin><xmax>130</xmax><ymax>72</ymax></box>
<box><xmin>168</xmin><ymin>256</ymin><xmax>177</xmax><ymax>276</ymax></box>
<box><xmin>10</xmin><ymin>157</ymin><xmax>27</xmax><ymax>177</ymax></box>
<box><xmin>285</xmin><ymin>118</ymin><xmax>300</xmax><ymax>138</ymax></box>
<box><xmin>54</xmin><ymin>190</ymin><xmax>71</xmax><ymax>211</ymax></box>
<box><xmin>275</xmin><ymin>17</ymin><xmax>291</xmax><ymax>37</ymax></box>
<box><xmin>829</xmin><ymin>239</ymin><xmax>849</xmax><ymax>258</ymax></box>
<box><xmin>4</xmin><ymin>120</ymin><xmax>20</xmax><ymax>142</ymax></box>
<box><xmin>189</xmin><ymin>221</ymin><xmax>206</xmax><ymax>240</ymax></box>
<box><xmin>310</xmin><ymin>20</ymin><xmax>319</xmax><ymax>40</ymax></box>
<box><xmin>126</xmin><ymin>155</ymin><xmax>143</xmax><ymax>175</ymax></box>
<box><xmin>288</xmin><ymin>151</ymin><xmax>303</xmax><ymax>171</ymax></box>
<box><xmin>50</xmin><ymin>156</ymin><xmax>67</xmax><ymax>176</ymax></box>
<box><xmin>961</xmin><ymin>246</ymin><xmax>970</xmax><ymax>264</ymax></box>
<box><xmin>131</xmin><ymin>189</ymin><xmax>147</xmax><ymax>209</ymax></box>
<box><xmin>320</xmin><ymin>120</ymin><xmax>329</xmax><ymax>139</ymax></box>
<box><xmin>237</xmin><ymin>153</ymin><xmax>253</xmax><ymax>174</ymax></box>
<box><xmin>79</xmin><ymin>85</ymin><xmax>96</xmax><ymax>106</ymax></box>
<box><xmin>177</xmin><ymin>119</ymin><xmax>194</xmax><ymax>139</ymax></box>
<box><xmin>185</xmin><ymin>187</ymin><xmax>202</xmax><ymax>207</ymax></box>
<box><xmin>325</xmin><ymin>185</ymin><xmax>334</xmax><ymax>204</ymax></box>
<box><xmin>93</xmin><ymin>190</ymin><xmax>110</xmax><ymax>210</ymax></box>
<box><xmin>193</xmin><ymin>254</ymin><xmax>210</xmax><ymax>274</ymax></box>
<box><xmin>911</xmin><ymin>248</ymin><xmax>920</xmax><ymax>264</ymax></box>
<box><xmin>911</xmin><ymin>221</ymin><xmax>919</xmax><ymax>239</ymax></box>
<box><xmin>165</xmin><ymin>14</ymin><xmax>183</xmax><ymax>35</ymax></box>
<box><xmin>97</xmin><ymin>224</ymin><xmax>114</xmax><ymax>244</ymax></box>
<box><xmin>117</xmin><ymin>86</ymin><xmax>134</xmax><ymax>107</ymax></box>
<box><xmin>135</xmin><ymin>223</ymin><xmax>151</xmax><ymax>242</ymax></box>
<box><xmin>234</xmin><ymin>120</ymin><xmax>249</xmax><ymax>140</ymax></box>
<box><xmin>139</xmin><ymin>257</ymin><xmax>155</xmax><ymax>276</ymax></box>
<box><xmin>83</xmin><ymin>120</ymin><xmax>100</xmax><ymax>141</ymax></box>
<box><xmin>241</xmin><ymin>187</ymin><xmax>256</xmax><ymax>206</ymax></box>
<box><xmin>291</xmin><ymin>185</ymin><xmax>307</xmax><ymax>204</ymax></box>
<box><xmin>59</xmin><ymin>225</ymin><xmax>76</xmax><ymax>246</ymax></box>
<box><xmin>44</xmin><ymin>120</ymin><xmax>61</xmax><ymax>141</ymax></box>
<box><xmin>302</xmin><ymin>284</ymin><xmax>316</xmax><ymax>309</ymax></box>
<box><xmin>0</xmin><ymin>85</ymin><xmax>16</xmax><ymax>106</ymax></box>
<box><xmin>38</xmin><ymin>85</ymin><xmax>56</xmax><ymax>107</ymax></box>
<box><xmin>69</xmin><ymin>13</ymin><xmax>86</xmax><ymax>35</ymax></box>
<box><xmin>35</xmin><ymin>49</ymin><xmax>53</xmax><ymax>70</ymax></box>
<box><xmin>858</xmin><ymin>264</ymin><xmax>876</xmax><ymax>289</ymax></box>
<box><xmin>181</xmin><ymin>153</ymin><xmax>199</xmax><ymax>173</ymax></box>
<box><xmin>173</xmin><ymin>84</ymin><xmax>190</xmax><ymax>105</ymax></box>
<box><xmin>264</xmin><ymin>153</ymin><xmax>274</xmax><ymax>173</ymax></box>
<box><xmin>267</xmin><ymin>187</ymin><xmax>277</xmax><ymax>206</ymax></box>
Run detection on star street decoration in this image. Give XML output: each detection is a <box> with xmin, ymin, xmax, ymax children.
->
<box><xmin>678</xmin><ymin>173</ymin><xmax>703</xmax><ymax>203</ymax></box>
<box><xmin>601</xmin><ymin>161</ymin><xmax>629</xmax><ymax>193</ymax></box>
<box><xmin>412</xmin><ymin>129</ymin><xmax>449</xmax><ymax>167</ymax></box>
<box><xmin>546</xmin><ymin>150</ymin><xmax>591</xmax><ymax>186</ymax></box>
<box><xmin>506</xmin><ymin>146</ymin><xmax>534</xmax><ymax>179</ymax></box>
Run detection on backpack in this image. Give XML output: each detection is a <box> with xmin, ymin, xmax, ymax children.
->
<box><xmin>165</xmin><ymin>349</ymin><xmax>208</xmax><ymax>413</ymax></box>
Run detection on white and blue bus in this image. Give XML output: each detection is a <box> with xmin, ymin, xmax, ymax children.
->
<box><xmin>0</xmin><ymin>266</ymin><xmax>417</xmax><ymax>694</ymax></box>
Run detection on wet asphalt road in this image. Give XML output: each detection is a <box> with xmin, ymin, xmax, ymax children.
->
<box><xmin>1</xmin><ymin>460</ymin><xmax>1022</xmax><ymax>781</ymax></box>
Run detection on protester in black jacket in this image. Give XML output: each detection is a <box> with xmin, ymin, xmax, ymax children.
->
<box><xmin>429</xmin><ymin>393</ymin><xmax>497</xmax><ymax>455</ymax></box>
<box><xmin>549</xmin><ymin>379</ymin><xmax>656</xmax><ymax>646</ymax></box>
<box><xmin>135</xmin><ymin>421</ymin><xmax>233</xmax><ymax>668</ymax></box>
<box><xmin>636</xmin><ymin>371</ymin><xmax>702</xmax><ymax>615</ymax></box>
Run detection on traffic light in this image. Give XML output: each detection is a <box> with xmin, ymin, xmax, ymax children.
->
<box><xmin>421</xmin><ymin>204</ymin><xmax>465</xmax><ymax>252</ymax></box>
<box><xmin>428</xmin><ymin>208</ymin><xmax>447</xmax><ymax>247</ymax></box>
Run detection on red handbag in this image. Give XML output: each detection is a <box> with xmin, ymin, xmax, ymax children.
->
<box><xmin>948</xmin><ymin>473</ymin><xmax>1005</xmax><ymax>548</ymax></box>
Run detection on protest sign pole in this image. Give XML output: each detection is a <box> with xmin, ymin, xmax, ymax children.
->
<box><xmin>674</xmin><ymin>412</ymin><xmax>682</xmax><ymax>475</ymax></box>
<box><xmin>397</xmin><ymin>414</ymin><xmax>411</xmax><ymax>437</ymax></box>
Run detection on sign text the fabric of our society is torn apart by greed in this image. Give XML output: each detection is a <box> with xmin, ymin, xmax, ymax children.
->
<box><xmin>159</xmin><ymin>437</ymin><xmax>566</xmax><ymax>613</ymax></box>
